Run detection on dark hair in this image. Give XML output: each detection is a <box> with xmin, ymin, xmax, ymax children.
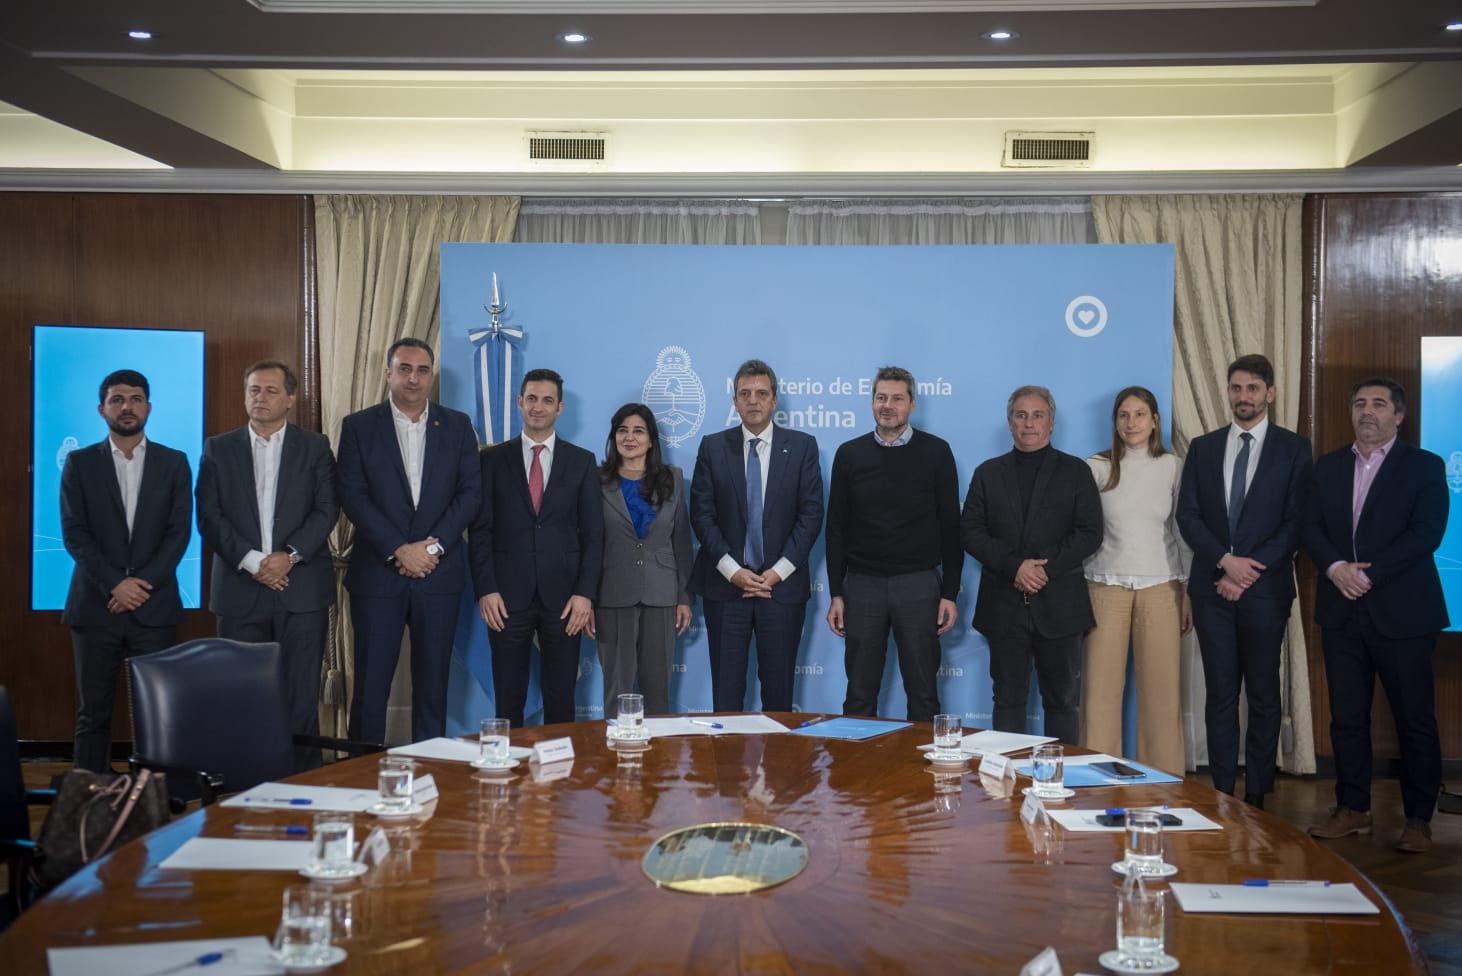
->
<box><xmin>1095</xmin><ymin>386</ymin><xmax>1167</xmax><ymax>492</ymax></box>
<box><xmin>874</xmin><ymin>365</ymin><xmax>916</xmax><ymax>400</ymax></box>
<box><xmin>600</xmin><ymin>403</ymin><xmax>675</xmax><ymax>506</ymax></box>
<box><xmin>244</xmin><ymin>360</ymin><xmax>298</xmax><ymax>395</ymax></box>
<box><xmin>386</xmin><ymin>337</ymin><xmax>434</xmax><ymax>366</ymax></box>
<box><xmin>521</xmin><ymin>367</ymin><xmax>564</xmax><ymax>400</ymax></box>
<box><xmin>1349</xmin><ymin>376</ymin><xmax>1407</xmax><ymax>415</ymax></box>
<box><xmin>1227</xmin><ymin>353</ymin><xmax>1274</xmax><ymax>388</ymax></box>
<box><xmin>734</xmin><ymin>359</ymin><xmax>778</xmax><ymax>393</ymax></box>
<box><xmin>99</xmin><ymin>369</ymin><xmax>149</xmax><ymax>403</ymax></box>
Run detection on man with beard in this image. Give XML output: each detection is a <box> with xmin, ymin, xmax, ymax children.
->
<box><xmin>1177</xmin><ymin>353</ymin><xmax>1312</xmax><ymax>809</ymax></box>
<box><xmin>61</xmin><ymin>369</ymin><xmax>193</xmax><ymax>772</ymax></box>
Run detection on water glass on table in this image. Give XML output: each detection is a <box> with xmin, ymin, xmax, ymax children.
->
<box><xmin>1030</xmin><ymin>743</ymin><xmax>1065</xmax><ymax>797</ymax></box>
<box><xmin>479</xmin><ymin>717</ymin><xmax>511</xmax><ymax>765</ymax></box>
<box><xmin>1115</xmin><ymin>877</ymin><xmax>1169</xmax><ymax>969</ymax></box>
<box><xmin>1124</xmin><ymin>808</ymin><xmax>1166</xmax><ymax>876</ymax></box>
<box><xmin>308</xmin><ymin>812</ymin><xmax>356</xmax><ymax>878</ymax></box>
<box><xmin>377</xmin><ymin>756</ymin><xmax>416</xmax><ymax>810</ymax></box>
<box><xmin>931</xmin><ymin>714</ymin><xmax>963</xmax><ymax>761</ymax></box>
<box><xmin>273</xmin><ymin>884</ymin><xmax>334</xmax><ymax>965</ymax></box>
<box><xmin>615</xmin><ymin>693</ymin><xmax>645</xmax><ymax>739</ymax></box>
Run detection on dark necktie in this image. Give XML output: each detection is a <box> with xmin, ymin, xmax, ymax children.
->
<box><xmin>745</xmin><ymin>437</ymin><xmax>764</xmax><ymax>570</ymax></box>
<box><xmin>1227</xmin><ymin>432</ymin><xmax>1253</xmax><ymax>541</ymax></box>
<box><xmin>529</xmin><ymin>443</ymin><xmax>545</xmax><ymax>514</ymax></box>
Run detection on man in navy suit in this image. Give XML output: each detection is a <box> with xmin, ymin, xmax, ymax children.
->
<box><xmin>690</xmin><ymin>359</ymin><xmax>824</xmax><ymax>712</ymax></box>
<box><xmin>1302</xmin><ymin>378</ymin><xmax>1449</xmax><ymax>853</ymax></box>
<box><xmin>337</xmin><ymin>338</ymin><xmax>482</xmax><ymax>743</ymax></box>
<box><xmin>470</xmin><ymin>368</ymin><xmax>603</xmax><ymax>729</ymax></box>
<box><xmin>61</xmin><ymin>369</ymin><xmax>192</xmax><ymax>772</ymax></box>
<box><xmin>196</xmin><ymin>361</ymin><xmax>338</xmax><ymax>763</ymax></box>
<box><xmin>1177</xmin><ymin>353</ymin><xmax>1312</xmax><ymax>808</ymax></box>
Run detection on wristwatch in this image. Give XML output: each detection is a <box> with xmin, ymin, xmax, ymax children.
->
<box><xmin>426</xmin><ymin>542</ymin><xmax>445</xmax><ymax>556</ymax></box>
<box><xmin>287</xmin><ymin>546</ymin><xmax>302</xmax><ymax>566</ymax></box>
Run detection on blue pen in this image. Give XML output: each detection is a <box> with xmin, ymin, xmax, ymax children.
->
<box><xmin>247</xmin><ymin>796</ymin><xmax>313</xmax><ymax>806</ymax></box>
<box><xmin>144</xmin><ymin>949</ymin><xmax>235</xmax><ymax>976</ymax></box>
<box><xmin>798</xmin><ymin>716</ymin><xmax>826</xmax><ymax>728</ymax></box>
<box><xmin>234</xmin><ymin>823</ymin><xmax>309</xmax><ymax>835</ymax></box>
<box><xmin>1243</xmin><ymin>879</ymin><xmax>1331</xmax><ymax>887</ymax></box>
<box><xmin>690</xmin><ymin>719</ymin><xmax>724</xmax><ymax>729</ymax></box>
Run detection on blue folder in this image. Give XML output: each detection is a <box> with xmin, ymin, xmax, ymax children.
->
<box><xmin>1012</xmin><ymin>760</ymin><xmax>1183</xmax><ymax>787</ymax></box>
<box><xmin>786</xmin><ymin>717</ymin><xmax>913</xmax><ymax>741</ymax></box>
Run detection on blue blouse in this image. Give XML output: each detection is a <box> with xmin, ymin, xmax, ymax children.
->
<box><xmin>620</xmin><ymin>477</ymin><xmax>658</xmax><ymax>539</ymax></box>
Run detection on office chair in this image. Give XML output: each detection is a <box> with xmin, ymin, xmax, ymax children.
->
<box><xmin>127</xmin><ymin>639</ymin><xmax>381</xmax><ymax>805</ymax></box>
<box><xmin>0</xmin><ymin>686</ymin><xmax>55</xmax><ymax>928</ymax></box>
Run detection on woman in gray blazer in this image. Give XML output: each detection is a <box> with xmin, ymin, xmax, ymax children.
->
<box><xmin>595</xmin><ymin>403</ymin><xmax>693</xmax><ymax>716</ymax></box>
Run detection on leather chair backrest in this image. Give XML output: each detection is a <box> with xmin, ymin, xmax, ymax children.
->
<box><xmin>0</xmin><ymin>686</ymin><xmax>28</xmax><ymax>844</ymax></box>
<box><xmin>127</xmin><ymin>640</ymin><xmax>294</xmax><ymax>800</ymax></box>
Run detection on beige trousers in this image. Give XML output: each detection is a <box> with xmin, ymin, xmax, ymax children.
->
<box><xmin>1080</xmin><ymin>580</ymin><xmax>1186</xmax><ymax>775</ymax></box>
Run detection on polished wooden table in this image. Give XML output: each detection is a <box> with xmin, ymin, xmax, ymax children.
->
<box><xmin>0</xmin><ymin>716</ymin><xmax>1426</xmax><ymax>974</ymax></box>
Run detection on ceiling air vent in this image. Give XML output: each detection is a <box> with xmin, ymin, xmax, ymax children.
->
<box><xmin>527</xmin><ymin>131</ymin><xmax>607</xmax><ymax>164</ymax></box>
<box><xmin>1002</xmin><ymin>130</ymin><xmax>1094</xmax><ymax>169</ymax></box>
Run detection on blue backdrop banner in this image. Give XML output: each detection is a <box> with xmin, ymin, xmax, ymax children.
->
<box><xmin>1421</xmin><ymin>336</ymin><xmax>1462</xmax><ymax>632</ymax></box>
<box><xmin>438</xmin><ymin>243</ymin><xmax>1175</xmax><ymax>732</ymax></box>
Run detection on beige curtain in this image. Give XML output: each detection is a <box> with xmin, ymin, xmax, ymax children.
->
<box><xmin>314</xmin><ymin>194</ymin><xmax>520</xmax><ymax>738</ymax></box>
<box><xmin>1092</xmin><ymin>193</ymin><xmax>1314</xmax><ymax>776</ymax></box>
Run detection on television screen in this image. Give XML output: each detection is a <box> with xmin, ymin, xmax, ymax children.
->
<box><xmin>1420</xmin><ymin>336</ymin><xmax>1462</xmax><ymax>632</ymax></box>
<box><xmin>31</xmin><ymin>325</ymin><xmax>204</xmax><ymax>612</ymax></box>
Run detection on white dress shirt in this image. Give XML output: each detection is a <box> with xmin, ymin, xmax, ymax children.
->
<box><xmin>108</xmin><ymin>435</ymin><xmax>147</xmax><ymax>538</ymax></box>
<box><xmin>390</xmin><ymin>399</ymin><xmax>429</xmax><ymax>508</ymax></box>
<box><xmin>1222</xmin><ymin>415</ymin><xmax>1270</xmax><ymax>508</ymax></box>
<box><xmin>239</xmin><ymin>425</ymin><xmax>286</xmax><ymax>576</ymax></box>
<box><xmin>716</xmin><ymin>425</ymin><xmax>798</xmax><ymax>583</ymax></box>
<box><xmin>522</xmin><ymin>431</ymin><xmax>557</xmax><ymax>486</ymax></box>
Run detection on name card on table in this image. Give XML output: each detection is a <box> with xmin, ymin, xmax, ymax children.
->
<box><xmin>359</xmin><ymin>826</ymin><xmax>390</xmax><ymax>866</ymax></box>
<box><xmin>1020</xmin><ymin>946</ymin><xmax>1063</xmax><ymax>976</ymax></box>
<box><xmin>533</xmin><ymin>737</ymin><xmax>575</xmax><ymax>765</ymax></box>
<box><xmin>412</xmin><ymin>774</ymin><xmax>439</xmax><ymax>803</ymax></box>
<box><xmin>979</xmin><ymin>752</ymin><xmax>1011</xmax><ymax>779</ymax></box>
<box><xmin>1020</xmin><ymin>791</ymin><xmax>1047</xmax><ymax>825</ymax></box>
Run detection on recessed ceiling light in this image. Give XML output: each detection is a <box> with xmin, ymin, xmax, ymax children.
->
<box><xmin>560</xmin><ymin>32</ymin><xmax>590</xmax><ymax>44</ymax></box>
<box><xmin>1445</xmin><ymin>21</ymin><xmax>1462</xmax><ymax>31</ymax></box>
<box><xmin>982</xmin><ymin>29</ymin><xmax>1018</xmax><ymax>41</ymax></box>
<box><xmin>127</xmin><ymin>29</ymin><xmax>152</xmax><ymax>40</ymax></box>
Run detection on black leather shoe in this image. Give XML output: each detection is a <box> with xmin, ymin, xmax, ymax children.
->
<box><xmin>1244</xmin><ymin>793</ymin><xmax>1265</xmax><ymax>810</ymax></box>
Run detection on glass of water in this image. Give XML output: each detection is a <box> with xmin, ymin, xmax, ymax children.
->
<box><xmin>479</xmin><ymin>717</ymin><xmax>511</xmax><ymax>765</ymax></box>
<box><xmin>616</xmin><ymin>693</ymin><xmax>645</xmax><ymax>739</ymax></box>
<box><xmin>1115</xmin><ymin>877</ymin><xmax>1168</xmax><ymax>968</ymax></box>
<box><xmin>932</xmin><ymin>714</ymin><xmax>963</xmax><ymax>761</ymax></box>
<box><xmin>273</xmin><ymin>884</ymin><xmax>333</xmax><ymax>965</ymax></box>
<box><xmin>1124</xmin><ymin>808</ymin><xmax>1166</xmax><ymax>876</ymax></box>
<box><xmin>1031</xmin><ymin>743</ymin><xmax>1065</xmax><ymax>797</ymax></box>
<box><xmin>307</xmin><ymin>812</ymin><xmax>356</xmax><ymax>878</ymax></box>
<box><xmin>377</xmin><ymin>756</ymin><xmax>415</xmax><ymax>811</ymax></box>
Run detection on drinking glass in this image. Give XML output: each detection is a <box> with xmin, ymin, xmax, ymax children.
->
<box><xmin>307</xmin><ymin>812</ymin><xmax>356</xmax><ymax>878</ymax></box>
<box><xmin>479</xmin><ymin>717</ymin><xmax>511</xmax><ymax>765</ymax></box>
<box><xmin>1115</xmin><ymin>878</ymin><xmax>1167</xmax><ymax>966</ymax></box>
<box><xmin>932</xmin><ymin>714</ymin><xmax>963</xmax><ymax>761</ymax></box>
<box><xmin>1124</xmin><ymin>808</ymin><xmax>1166</xmax><ymax>876</ymax></box>
<box><xmin>616</xmin><ymin>693</ymin><xmax>645</xmax><ymax>739</ymax></box>
<box><xmin>1031</xmin><ymin>743</ymin><xmax>1065</xmax><ymax>797</ymax></box>
<box><xmin>377</xmin><ymin>756</ymin><xmax>416</xmax><ymax>810</ymax></box>
<box><xmin>273</xmin><ymin>884</ymin><xmax>333</xmax><ymax>965</ymax></box>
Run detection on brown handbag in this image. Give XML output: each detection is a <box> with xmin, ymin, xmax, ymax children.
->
<box><xmin>31</xmin><ymin>769</ymin><xmax>170</xmax><ymax>889</ymax></box>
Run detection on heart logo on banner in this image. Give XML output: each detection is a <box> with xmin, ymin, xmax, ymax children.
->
<box><xmin>1078</xmin><ymin>309</ymin><xmax>1096</xmax><ymax>325</ymax></box>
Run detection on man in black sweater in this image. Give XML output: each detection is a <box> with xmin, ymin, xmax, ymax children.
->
<box><xmin>825</xmin><ymin>366</ymin><xmax>963</xmax><ymax>722</ymax></box>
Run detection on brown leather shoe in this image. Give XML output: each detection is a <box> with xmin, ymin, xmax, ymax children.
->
<box><xmin>1396</xmin><ymin>819</ymin><xmax>1432</xmax><ymax>854</ymax></box>
<box><xmin>1308</xmin><ymin>807</ymin><xmax>1372</xmax><ymax>839</ymax></box>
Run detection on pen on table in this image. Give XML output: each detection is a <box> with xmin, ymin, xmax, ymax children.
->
<box><xmin>690</xmin><ymin>719</ymin><xmax>724</xmax><ymax>729</ymax></box>
<box><xmin>234</xmin><ymin>823</ymin><xmax>308</xmax><ymax>835</ymax></box>
<box><xmin>245</xmin><ymin>797</ymin><xmax>313</xmax><ymax>806</ymax></box>
<box><xmin>798</xmin><ymin>716</ymin><xmax>826</xmax><ymax>728</ymax></box>
<box><xmin>143</xmin><ymin>948</ymin><xmax>235</xmax><ymax>976</ymax></box>
<box><xmin>1242</xmin><ymin>879</ymin><xmax>1331</xmax><ymax>887</ymax></box>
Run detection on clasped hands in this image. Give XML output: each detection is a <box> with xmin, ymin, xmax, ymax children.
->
<box><xmin>731</xmin><ymin>567</ymin><xmax>782</xmax><ymax>599</ymax></box>
<box><xmin>393</xmin><ymin>538</ymin><xmax>441</xmax><ymax>579</ymax></box>
<box><xmin>1013</xmin><ymin>558</ymin><xmax>1048</xmax><ymax>595</ymax></box>
<box><xmin>253</xmin><ymin>551</ymin><xmax>293</xmax><ymax>590</ymax></box>
<box><xmin>1216</xmin><ymin>553</ymin><xmax>1267</xmax><ymax>602</ymax></box>
<box><xmin>107</xmin><ymin>576</ymin><xmax>152</xmax><ymax>613</ymax></box>
<box><xmin>1328</xmin><ymin>561</ymin><xmax>1373</xmax><ymax>600</ymax></box>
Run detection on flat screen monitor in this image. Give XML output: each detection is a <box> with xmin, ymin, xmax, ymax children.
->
<box><xmin>31</xmin><ymin>325</ymin><xmax>204</xmax><ymax>612</ymax></box>
<box><xmin>1420</xmin><ymin>336</ymin><xmax>1462</xmax><ymax>632</ymax></box>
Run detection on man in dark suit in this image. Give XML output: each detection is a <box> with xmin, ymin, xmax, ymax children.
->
<box><xmin>195</xmin><ymin>361</ymin><xmax>338</xmax><ymax>763</ymax></box>
<box><xmin>690</xmin><ymin>359</ymin><xmax>824</xmax><ymax>712</ymax></box>
<box><xmin>470</xmin><ymin>368</ymin><xmax>603</xmax><ymax>729</ymax></box>
<box><xmin>1177</xmin><ymin>353</ymin><xmax>1312</xmax><ymax>808</ymax></box>
<box><xmin>337</xmin><ymin>338</ymin><xmax>482</xmax><ymax>743</ymax></box>
<box><xmin>1301</xmin><ymin>378</ymin><xmax>1449</xmax><ymax>853</ymax></box>
<box><xmin>960</xmin><ymin>385</ymin><xmax>1102</xmax><ymax>745</ymax></box>
<box><xmin>61</xmin><ymin>369</ymin><xmax>193</xmax><ymax>772</ymax></box>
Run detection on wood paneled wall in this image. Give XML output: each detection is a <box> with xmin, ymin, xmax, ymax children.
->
<box><xmin>1300</xmin><ymin>193</ymin><xmax>1462</xmax><ymax>761</ymax></box>
<box><xmin>0</xmin><ymin>193</ymin><xmax>314</xmax><ymax>740</ymax></box>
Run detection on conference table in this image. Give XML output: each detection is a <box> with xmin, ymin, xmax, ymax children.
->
<box><xmin>0</xmin><ymin>715</ymin><xmax>1426</xmax><ymax>974</ymax></box>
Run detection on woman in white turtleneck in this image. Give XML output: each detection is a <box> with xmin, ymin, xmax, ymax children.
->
<box><xmin>1081</xmin><ymin>386</ymin><xmax>1192</xmax><ymax>775</ymax></box>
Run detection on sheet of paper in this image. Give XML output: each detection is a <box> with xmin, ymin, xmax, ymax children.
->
<box><xmin>48</xmin><ymin>937</ymin><xmax>282</xmax><ymax>976</ymax></box>
<box><xmin>712</xmin><ymin>714</ymin><xmax>792</xmax><ymax>734</ymax></box>
<box><xmin>916</xmin><ymin>731</ymin><xmax>1058</xmax><ymax>755</ymax></box>
<box><xmin>1046</xmin><ymin>807</ymin><xmax>1223</xmax><ymax>832</ymax></box>
<box><xmin>389</xmin><ymin>736</ymin><xmax>533</xmax><ymax>763</ymax></box>
<box><xmin>640</xmin><ymin>714</ymin><xmax>793</xmax><ymax>736</ymax></box>
<box><xmin>1012</xmin><ymin>756</ymin><xmax>1183</xmax><ymax>787</ymax></box>
<box><xmin>158</xmin><ymin>837</ymin><xmax>312</xmax><ymax>872</ymax></box>
<box><xmin>641</xmin><ymin>717</ymin><xmax>708</xmax><ymax>736</ymax></box>
<box><xmin>1169</xmin><ymin>882</ymin><xmax>1378</xmax><ymax>915</ymax></box>
<box><xmin>220</xmin><ymin>782</ymin><xmax>381</xmax><ymax>811</ymax></box>
<box><xmin>786</xmin><ymin>717</ymin><xmax>912</xmax><ymax>741</ymax></box>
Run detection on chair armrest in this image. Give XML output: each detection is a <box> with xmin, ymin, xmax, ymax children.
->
<box><xmin>26</xmin><ymin>788</ymin><xmax>56</xmax><ymax>806</ymax></box>
<box><xmin>293</xmin><ymin>734</ymin><xmax>386</xmax><ymax>757</ymax></box>
<box><xmin>129</xmin><ymin>754</ymin><xmax>225</xmax><ymax>807</ymax></box>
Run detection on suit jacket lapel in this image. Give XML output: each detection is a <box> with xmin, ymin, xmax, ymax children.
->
<box><xmin>728</xmin><ymin>429</ymin><xmax>750</xmax><ymax>523</ymax></box>
<box><xmin>762</xmin><ymin>427</ymin><xmax>790</xmax><ymax>519</ymax></box>
<box><xmin>236</xmin><ymin>427</ymin><xmax>263</xmax><ymax>542</ymax></box>
<box><xmin>999</xmin><ymin>452</ymin><xmax>1025</xmax><ymax>544</ymax></box>
<box><xmin>129</xmin><ymin>444</ymin><xmax>165</xmax><ymax>561</ymax></box>
<box><xmin>377</xmin><ymin>404</ymin><xmax>414</xmax><ymax>504</ymax></box>
<box><xmin>603</xmin><ymin>479</ymin><xmax>633</xmax><ymax>531</ymax></box>
<box><xmin>96</xmin><ymin>441</ymin><xmax>126</xmax><ymax>524</ymax></box>
<box><xmin>419</xmin><ymin>409</ymin><xmax>445</xmax><ymax>508</ymax></box>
